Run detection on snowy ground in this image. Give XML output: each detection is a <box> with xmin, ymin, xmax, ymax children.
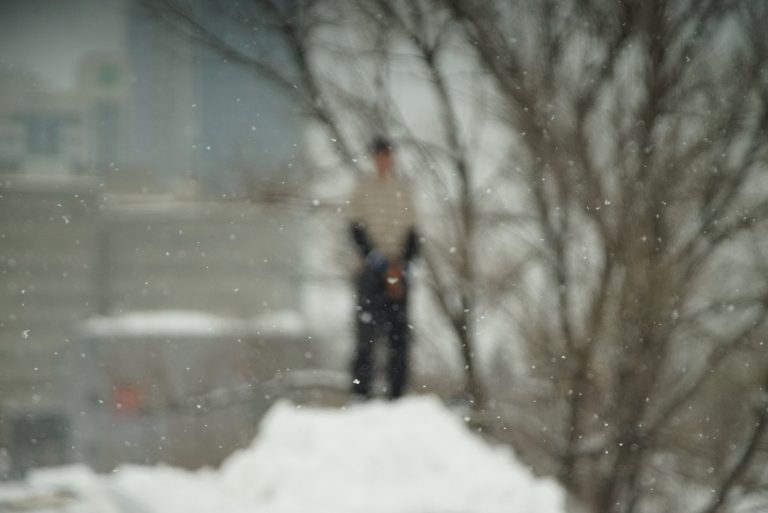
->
<box><xmin>1</xmin><ymin>396</ymin><xmax>565</xmax><ymax>513</ymax></box>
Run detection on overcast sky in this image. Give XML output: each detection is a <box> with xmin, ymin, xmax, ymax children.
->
<box><xmin>0</xmin><ymin>0</ymin><xmax>125</xmax><ymax>90</ymax></box>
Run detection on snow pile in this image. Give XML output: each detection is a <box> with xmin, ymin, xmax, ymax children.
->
<box><xmin>108</xmin><ymin>395</ymin><xmax>564</xmax><ymax>513</ymax></box>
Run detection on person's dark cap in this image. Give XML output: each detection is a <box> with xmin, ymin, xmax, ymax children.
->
<box><xmin>370</xmin><ymin>135</ymin><xmax>394</xmax><ymax>154</ymax></box>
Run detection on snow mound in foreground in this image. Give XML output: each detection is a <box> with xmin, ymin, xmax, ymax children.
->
<box><xmin>109</xmin><ymin>395</ymin><xmax>564</xmax><ymax>513</ymax></box>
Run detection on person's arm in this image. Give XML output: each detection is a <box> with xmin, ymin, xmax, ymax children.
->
<box><xmin>351</xmin><ymin>221</ymin><xmax>373</xmax><ymax>258</ymax></box>
<box><xmin>351</xmin><ymin>221</ymin><xmax>388</xmax><ymax>272</ymax></box>
<box><xmin>401</xmin><ymin>228</ymin><xmax>419</xmax><ymax>262</ymax></box>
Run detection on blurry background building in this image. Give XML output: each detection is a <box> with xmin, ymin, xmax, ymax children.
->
<box><xmin>0</xmin><ymin>0</ymin><xmax>312</xmax><ymax>478</ymax></box>
<box><xmin>125</xmin><ymin>0</ymin><xmax>302</xmax><ymax>194</ymax></box>
<box><xmin>0</xmin><ymin>67</ymin><xmax>87</xmax><ymax>176</ymax></box>
<box><xmin>78</xmin><ymin>53</ymin><xmax>131</xmax><ymax>173</ymax></box>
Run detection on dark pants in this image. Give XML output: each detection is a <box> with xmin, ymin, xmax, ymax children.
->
<box><xmin>351</xmin><ymin>268</ymin><xmax>410</xmax><ymax>400</ymax></box>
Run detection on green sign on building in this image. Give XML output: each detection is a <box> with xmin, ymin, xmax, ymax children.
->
<box><xmin>99</xmin><ymin>64</ymin><xmax>118</xmax><ymax>86</ymax></box>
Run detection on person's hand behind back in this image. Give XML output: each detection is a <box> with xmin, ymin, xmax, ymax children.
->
<box><xmin>384</xmin><ymin>261</ymin><xmax>405</xmax><ymax>300</ymax></box>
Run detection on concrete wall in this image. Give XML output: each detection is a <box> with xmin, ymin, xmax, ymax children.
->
<box><xmin>64</xmin><ymin>318</ymin><xmax>312</xmax><ymax>472</ymax></box>
<box><xmin>0</xmin><ymin>176</ymin><xmax>100</xmax><ymax>408</ymax></box>
<box><xmin>0</xmin><ymin>174</ymin><xmax>307</xmax><ymax>476</ymax></box>
<box><xmin>96</xmin><ymin>198</ymin><xmax>302</xmax><ymax>317</ymax></box>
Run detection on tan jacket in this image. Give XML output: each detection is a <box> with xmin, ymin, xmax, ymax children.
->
<box><xmin>346</xmin><ymin>175</ymin><xmax>416</xmax><ymax>260</ymax></box>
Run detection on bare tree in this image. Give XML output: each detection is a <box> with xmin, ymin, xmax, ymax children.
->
<box><xmin>439</xmin><ymin>0</ymin><xmax>768</xmax><ymax>512</ymax></box>
<box><xmin>138</xmin><ymin>0</ymin><xmax>768</xmax><ymax>511</ymax></box>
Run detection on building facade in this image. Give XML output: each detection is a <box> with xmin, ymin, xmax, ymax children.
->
<box><xmin>0</xmin><ymin>54</ymin><xmax>129</xmax><ymax>179</ymax></box>
<box><xmin>0</xmin><ymin>0</ymin><xmax>310</xmax><ymax>478</ymax></box>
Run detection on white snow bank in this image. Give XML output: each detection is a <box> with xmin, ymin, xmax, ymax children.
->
<box><xmin>108</xmin><ymin>395</ymin><xmax>564</xmax><ymax>513</ymax></box>
<box><xmin>11</xmin><ymin>396</ymin><xmax>565</xmax><ymax>513</ymax></box>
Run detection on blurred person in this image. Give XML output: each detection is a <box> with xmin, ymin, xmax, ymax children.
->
<box><xmin>347</xmin><ymin>136</ymin><xmax>419</xmax><ymax>400</ymax></box>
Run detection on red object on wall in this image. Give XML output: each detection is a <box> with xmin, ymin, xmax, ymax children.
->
<box><xmin>112</xmin><ymin>384</ymin><xmax>143</xmax><ymax>414</ymax></box>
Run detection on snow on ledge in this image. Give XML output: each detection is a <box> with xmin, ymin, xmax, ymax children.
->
<box><xmin>78</xmin><ymin>310</ymin><xmax>247</xmax><ymax>338</ymax></box>
<box><xmin>248</xmin><ymin>309</ymin><xmax>306</xmax><ymax>338</ymax></box>
<box><xmin>78</xmin><ymin>309</ymin><xmax>306</xmax><ymax>339</ymax></box>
